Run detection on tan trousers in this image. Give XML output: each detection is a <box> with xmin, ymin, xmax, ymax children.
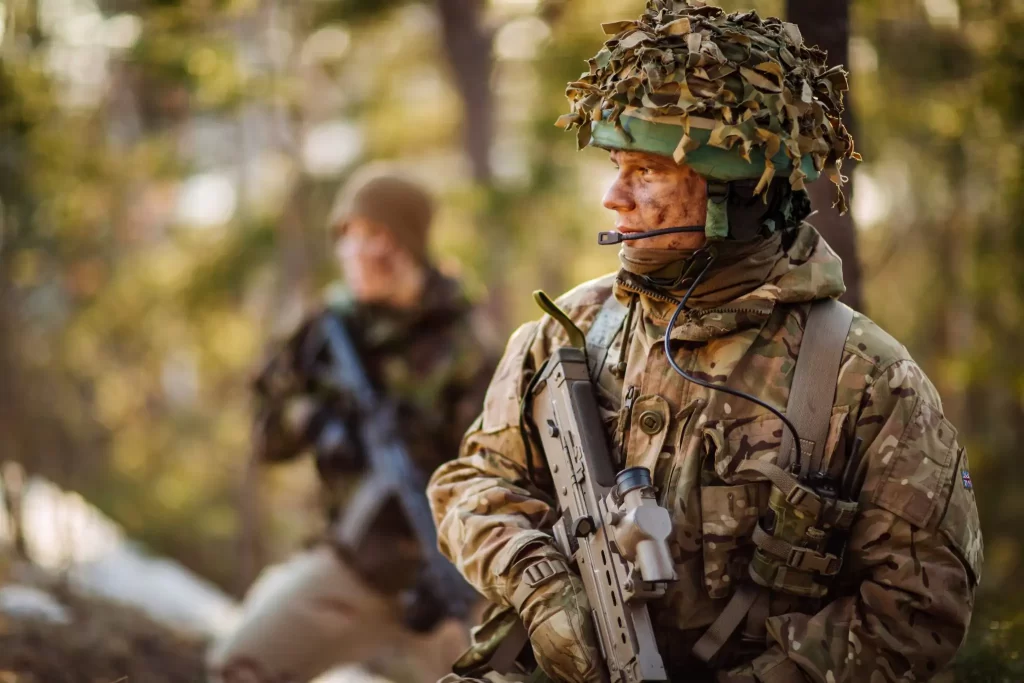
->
<box><xmin>207</xmin><ymin>546</ymin><xmax>472</xmax><ymax>683</ymax></box>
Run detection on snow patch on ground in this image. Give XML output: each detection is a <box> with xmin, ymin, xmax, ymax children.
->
<box><xmin>0</xmin><ymin>584</ymin><xmax>71</xmax><ymax>624</ymax></box>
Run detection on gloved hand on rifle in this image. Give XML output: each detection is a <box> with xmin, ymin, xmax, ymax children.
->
<box><xmin>505</xmin><ymin>542</ymin><xmax>604</xmax><ymax>683</ymax></box>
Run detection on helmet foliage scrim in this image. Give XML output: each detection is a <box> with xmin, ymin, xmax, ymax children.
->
<box><xmin>557</xmin><ymin>0</ymin><xmax>859</xmax><ymax>215</ymax></box>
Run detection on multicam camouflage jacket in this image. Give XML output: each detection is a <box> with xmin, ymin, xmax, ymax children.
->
<box><xmin>429</xmin><ymin>225</ymin><xmax>982</xmax><ymax>682</ymax></box>
<box><xmin>255</xmin><ymin>271</ymin><xmax>495</xmax><ymax>592</ymax></box>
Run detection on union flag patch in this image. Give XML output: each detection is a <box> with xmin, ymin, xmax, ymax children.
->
<box><xmin>962</xmin><ymin>469</ymin><xmax>973</xmax><ymax>490</ymax></box>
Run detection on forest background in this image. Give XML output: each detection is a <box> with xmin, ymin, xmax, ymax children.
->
<box><xmin>0</xmin><ymin>0</ymin><xmax>1021</xmax><ymax>678</ymax></box>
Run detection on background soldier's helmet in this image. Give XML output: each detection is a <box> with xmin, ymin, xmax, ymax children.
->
<box><xmin>557</xmin><ymin>0</ymin><xmax>859</xmax><ymax>239</ymax></box>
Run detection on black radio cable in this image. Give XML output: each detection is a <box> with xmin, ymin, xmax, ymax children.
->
<box><xmin>662</xmin><ymin>248</ymin><xmax>804</xmax><ymax>469</ymax></box>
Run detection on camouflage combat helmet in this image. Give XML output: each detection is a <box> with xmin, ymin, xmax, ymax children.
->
<box><xmin>557</xmin><ymin>0</ymin><xmax>859</xmax><ymax>239</ymax></box>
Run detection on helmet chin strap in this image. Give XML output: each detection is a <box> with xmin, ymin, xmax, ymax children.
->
<box><xmin>597</xmin><ymin>224</ymin><xmax>705</xmax><ymax>246</ymax></box>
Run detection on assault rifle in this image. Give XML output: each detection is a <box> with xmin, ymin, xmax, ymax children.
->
<box><xmin>307</xmin><ymin>312</ymin><xmax>479</xmax><ymax>628</ymax></box>
<box><xmin>492</xmin><ymin>293</ymin><xmax>678</xmax><ymax>683</ymax></box>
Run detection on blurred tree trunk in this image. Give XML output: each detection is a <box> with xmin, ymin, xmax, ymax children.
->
<box><xmin>435</xmin><ymin>0</ymin><xmax>494</xmax><ymax>185</ymax></box>
<box><xmin>435</xmin><ymin>0</ymin><xmax>514</xmax><ymax>330</ymax></box>
<box><xmin>234</xmin><ymin>0</ymin><xmax>307</xmax><ymax>592</ymax></box>
<box><xmin>786</xmin><ymin>0</ymin><xmax>864</xmax><ymax>312</ymax></box>
<box><xmin>538</xmin><ymin>0</ymin><xmax>569</xmax><ymax>23</ymax></box>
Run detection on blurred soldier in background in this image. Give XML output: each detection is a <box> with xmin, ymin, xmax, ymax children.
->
<box><xmin>207</xmin><ymin>166</ymin><xmax>495</xmax><ymax>683</ymax></box>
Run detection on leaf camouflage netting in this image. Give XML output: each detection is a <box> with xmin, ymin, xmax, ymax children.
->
<box><xmin>556</xmin><ymin>0</ymin><xmax>860</xmax><ymax>212</ymax></box>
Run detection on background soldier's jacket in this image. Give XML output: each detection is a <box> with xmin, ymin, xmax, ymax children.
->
<box><xmin>255</xmin><ymin>271</ymin><xmax>495</xmax><ymax>594</ymax></box>
<box><xmin>428</xmin><ymin>225</ymin><xmax>982</xmax><ymax>683</ymax></box>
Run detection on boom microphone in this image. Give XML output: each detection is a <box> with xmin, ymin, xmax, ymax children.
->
<box><xmin>597</xmin><ymin>225</ymin><xmax>705</xmax><ymax>245</ymax></box>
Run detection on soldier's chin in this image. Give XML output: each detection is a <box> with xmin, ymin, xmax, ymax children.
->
<box><xmin>640</xmin><ymin>231</ymin><xmax>706</xmax><ymax>251</ymax></box>
<box><xmin>622</xmin><ymin>233</ymin><xmax>684</xmax><ymax>250</ymax></box>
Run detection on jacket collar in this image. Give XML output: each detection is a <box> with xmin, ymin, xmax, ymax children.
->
<box><xmin>614</xmin><ymin>223</ymin><xmax>846</xmax><ymax>342</ymax></box>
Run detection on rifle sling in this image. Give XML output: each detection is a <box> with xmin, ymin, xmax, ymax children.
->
<box><xmin>692</xmin><ymin>299</ymin><xmax>854</xmax><ymax>663</ymax></box>
<box><xmin>691</xmin><ymin>583</ymin><xmax>759</xmax><ymax>663</ymax></box>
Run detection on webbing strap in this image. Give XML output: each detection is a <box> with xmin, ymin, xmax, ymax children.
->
<box><xmin>693</xmin><ymin>583</ymin><xmax>759</xmax><ymax>663</ymax></box>
<box><xmin>778</xmin><ymin>299</ymin><xmax>855</xmax><ymax>475</ymax></box>
<box><xmin>758</xmin><ymin>658</ymin><xmax>809</xmax><ymax>683</ymax></box>
<box><xmin>510</xmin><ymin>558</ymin><xmax>570</xmax><ymax>611</ymax></box>
<box><xmin>693</xmin><ymin>299</ymin><xmax>854</xmax><ymax>664</ymax></box>
<box><xmin>736</xmin><ymin>459</ymin><xmax>801</xmax><ymax>499</ymax></box>
<box><xmin>751</xmin><ymin>525</ymin><xmax>841</xmax><ymax>576</ymax></box>
<box><xmin>742</xmin><ymin>590</ymin><xmax>770</xmax><ymax>642</ymax></box>
<box><xmin>486</xmin><ymin>618</ymin><xmax>531</xmax><ymax>675</ymax></box>
<box><xmin>585</xmin><ymin>293</ymin><xmax>628</xmax><ymax>381</ymax></box>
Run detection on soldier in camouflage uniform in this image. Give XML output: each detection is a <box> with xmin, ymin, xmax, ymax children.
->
<box><xmin>428</xmin><ymin>3</ymin><xmax>982</xmax><ymax>682</ymax></box>
<box><xmin>208</xmin><ymin>166</ymin><xmax>495</xmax><ymax>683</ymax></box>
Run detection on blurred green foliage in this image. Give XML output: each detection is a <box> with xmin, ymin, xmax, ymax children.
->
<box><xmin>0</xmin><ymin>0</ymin><xmax>1023</xmax><ymax>677</ymax></box>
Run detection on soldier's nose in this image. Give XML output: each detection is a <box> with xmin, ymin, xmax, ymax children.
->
<box><xmin>603</xmin><ymin>177</ymin><xmax>636</xmax><ymax>213</ymax></box>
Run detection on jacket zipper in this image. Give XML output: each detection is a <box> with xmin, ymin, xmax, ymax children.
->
<box><xmin>615</xmin><ymin>276</ymin><xmax>679</xmax><ymax>305</ymax></box>
<box><xmin>615</xmin><ymin>277</ymin><xmax>768</xmax><ymax>319</ymax></box>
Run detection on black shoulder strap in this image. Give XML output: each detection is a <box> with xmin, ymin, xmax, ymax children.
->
<box><xmin>777</xmin><ymin>298</ymin><xmax>855</xmax><ymax>476</ymax></box>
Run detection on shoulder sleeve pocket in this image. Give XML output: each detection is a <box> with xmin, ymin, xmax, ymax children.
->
<box><xmin>872</xmin><ymin>399</ymin><xmax>957</xmax><ymax>530</ymax></box>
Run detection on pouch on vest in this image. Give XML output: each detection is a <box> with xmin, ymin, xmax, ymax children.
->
<box><xmin>740</xmin><ymin>300</ymin><xmax>858</xmax><ymax>599</ymax></box>
<box><xmin>693</xmin><ymin>299</ymin><xmax>858</xmax><ymax>663</ymax></box>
